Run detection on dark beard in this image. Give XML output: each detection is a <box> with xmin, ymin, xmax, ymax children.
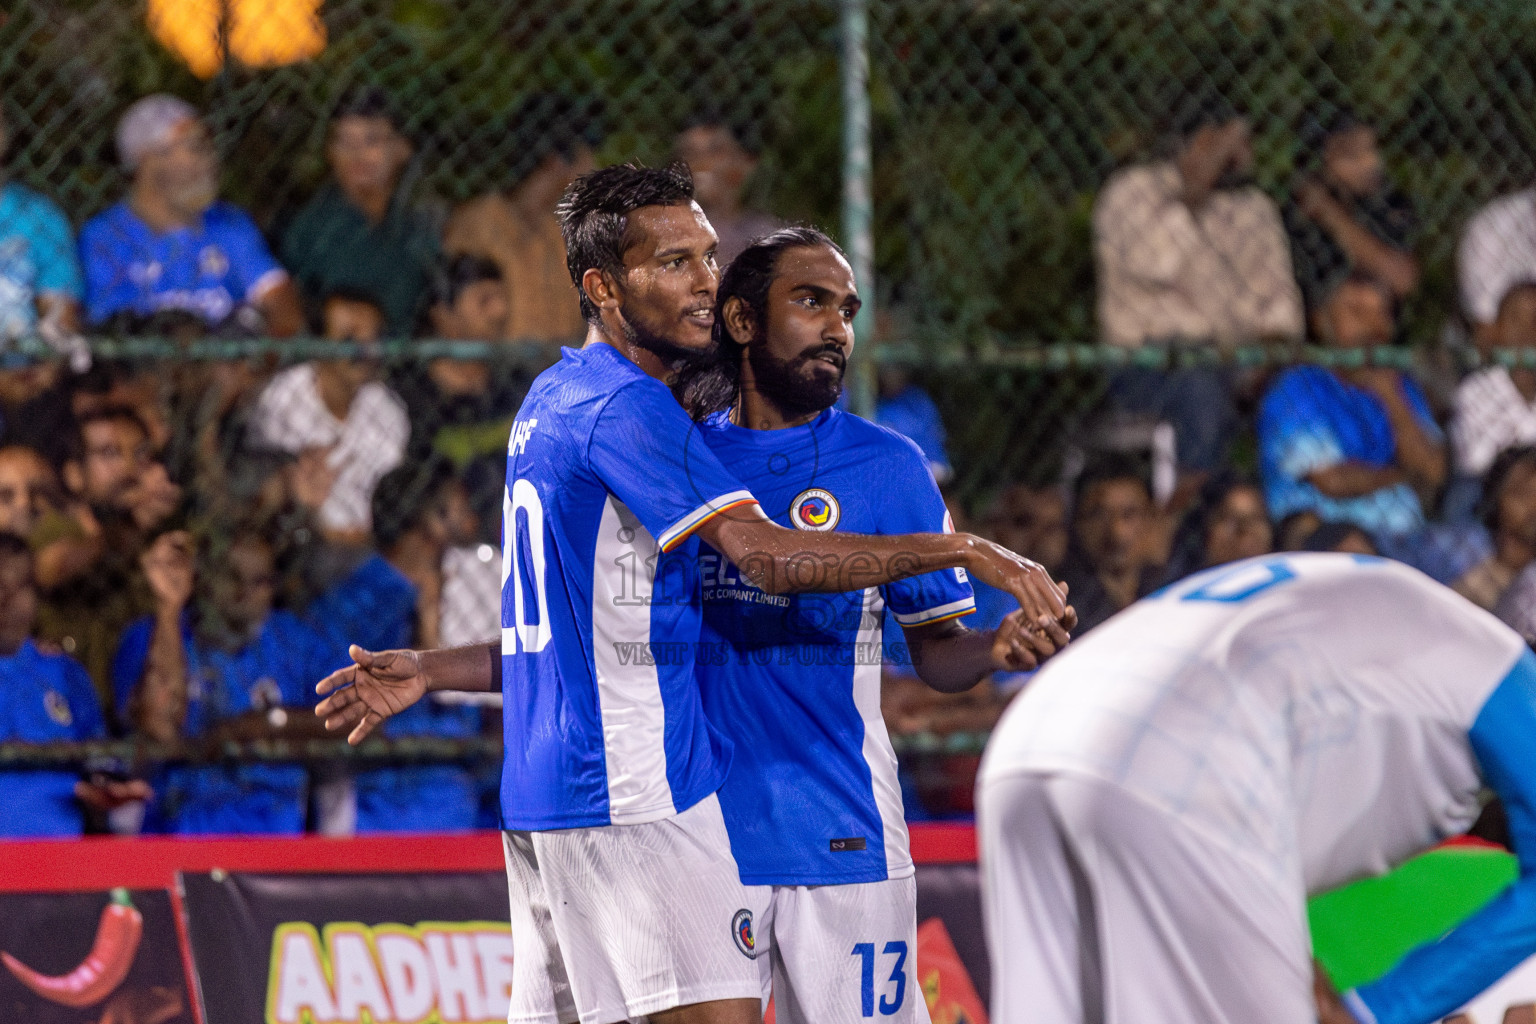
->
<box><xmin>619</xmin><ymin>302</ymin><xmax>715</xmax><ymax>374</ymax></box>
<box><xmin>746</xmin><ymin>345</ymin><xmax>844</xmax><ymax>421</ymax></box>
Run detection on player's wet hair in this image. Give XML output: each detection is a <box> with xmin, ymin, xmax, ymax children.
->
<box><xmin>557</xmin><ymin>162</ymin><xmax>696</xmax><ymax>325</ymax></box>
<box><xmin>675</xmin><ymin>226</ymin><xmax>846</xmax><ymax>418</ymax></box>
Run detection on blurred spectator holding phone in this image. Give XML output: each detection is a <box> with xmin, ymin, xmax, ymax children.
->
<box><xmin>115</xmin><ymin>525</ymin><xmax>337</xmax><ymax>833</ymax></box>
<box><xmin>1286</xmin><ymin>108</ymin><xmax>1419</xmax><ymax>310</ymax></box>
<box><xmin>1094</xmin><ymin>88</ymin><xmax>1302</xmax><ymax>484</ymax></box>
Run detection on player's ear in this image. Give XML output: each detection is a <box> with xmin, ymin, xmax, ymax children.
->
<box><xmin>581</xmin><ymin>267</ymin><xmax>623</xmax><ymax>313</ymax></box>
<box><xmin>721</xmin><ymin>296</ymin><xmax>755</xmax><ymax>346</ymax></box>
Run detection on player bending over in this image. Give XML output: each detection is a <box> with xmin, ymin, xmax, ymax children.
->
<box><xmin>317</xmin><ymin>163</ymin><xmax>1073</xmax><ymax>1024</ymax></box>
<box><xmin>682</xmin><ymin>226</ymin><xmax>1067</xmax><ymax>1023</ymax></box>
<box><xmin>978</xmin><ymin>551</ymin><xmax>1536</xmax><ymax>1024</ymax></box>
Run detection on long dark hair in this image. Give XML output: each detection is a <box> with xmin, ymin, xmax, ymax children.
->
<box><xmin>674</xmin><ymin>225</ymin><xmax>846</xmax><ymax>419</ymax></box>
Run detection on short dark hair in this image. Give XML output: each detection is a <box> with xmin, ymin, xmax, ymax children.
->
<box><xmin>1168</xmin><ymin>84</ymin><xmax>1240</xmax><ymax>142</ymax></box>
<box><xmin>331</xmin><ymin>86</ymin><xmax>404</xmax><ymax>133</ymax></box>
<box><xmin>429</xmin><ymin>254</ymin><xmax>503</xmax><ymax>311</ymax></box>
<box><xmin>65</xmin><ymin>405</ymin><xmax>149</xmax><ymax>466</ymax></box>
<box><xmin>557</xmin><ymin>162</ymin><xmax>697</xmax><ymax>324</ymax></box>
<box><xmin>0</xmin><ymin>531</ymin><xmax>33</xmax><ymax>567</ymax></box>
<box><xmin>677</xmin><ymin>109</ymin><xmax>763</xmax><ymax>157</ymax></box>
<box><xmin>1073</xmin><ymin>451</ymin><xmax>1151</xmax><ymax>513</ymax></box>
<box><xmin>507</xmin><ymin>93</ymin><xmax>604</xmax><ymax>186</ymax></box>
<box><xmin>1480</xmin><ymin>444</ymin><xmax>1536</xmax><ymax>534</ymax></box>
<box><xmin>372</xmin><ymin>457</ymin><xmax>459</xmax><ymax>550</ymax></box>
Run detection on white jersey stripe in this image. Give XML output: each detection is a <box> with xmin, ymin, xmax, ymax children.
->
<box><xmin>657</xmin><ymin>490</ymin><xmax>759</xmax><ymax>552</ymax></box>
<box><xmin>891</xmin><ymin>595</ymin><xmax>977</xmax><ymax>625</ymax></box>
<box><xmin>855</xmin><ymin>587</ymin><xmax>913</xmax><ymax>879</ymax></box>
<box><xmin>591</xmin><ymin>496</ymin><xmax>675</xmax><ymax>823</ymax></box>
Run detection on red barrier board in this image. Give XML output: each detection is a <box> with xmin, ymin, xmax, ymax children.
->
<box><xmin>0</xmin><ymin>823</ymin><xmax>980</xmax><ymax>892</ymax></box>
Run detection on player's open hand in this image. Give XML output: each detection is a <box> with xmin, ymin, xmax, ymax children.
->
<box><xmin>314</xmin><ymin>645</ymin><xmax>428</xmax><ymax>745</ymax></box>
<box><xmin>991</xmin><ymin>608</ymin><xmax>1072</xmax><ymax>672</ymax></box>
<box><xmin>966</xmin><ymin>537</ymin><xmax>1077</xmax><ymax>632</ymax></box>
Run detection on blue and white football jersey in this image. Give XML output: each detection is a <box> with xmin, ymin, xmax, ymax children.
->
<box><xmin>499</xmin><ymin>344</ymin><xmax>757</xmax><ymax>829</ymax></box>
<box><xmin>696</xmin><ymin>407</ymin><xmax>976</xmax><ymax>885</ymax></box>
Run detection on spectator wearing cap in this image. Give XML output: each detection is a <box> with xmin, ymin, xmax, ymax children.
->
<box><xmin>79</xmin><ymin>95</ymin><xmax>303</xmax><ymax>336</ymax></box>
<box><xmin>280</xmin><ymin>87</ymin><xmax>438</xmax><ymax>338</ymax></box>
<box><xmin>1258</xmin><ymin>271</ymin><xmax>1445</xmax><ymax>538</ymax></box>
<box><xmin>442</xmin><ymin>93</ymin><xmax>599</xmax><ymax>344</ymax></box>
<box><xmin>0</xmin><ymin>105</ymin><xmax>83</xmax><ymax>343</ymax></box>
<box><xmin>1093</xmin><ymin>88</ymin><xmax>1302</xmax><ymax>481</ymax></box>
<box><xmin>1285</xmin><ymin>107</ymin><xmax>1419</xmax><ymax>312</ymax></box>
<box><xmin>1453</xmin><ymin>446</ymin><xmax>1536</xmax><ymax>611</ymax></box>
<box><xmin>673</xmin><ymin>115</ymin><xmax>782</xmax><ymax>268</ymax></box>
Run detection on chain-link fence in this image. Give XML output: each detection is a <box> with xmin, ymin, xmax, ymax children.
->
<box><xmin>5</xmin><ymin>0</ymin><xmax>1536</xmax><ymax>829</ymax></box>
<box><xmin>9</xmin><ymin>0</ymin><xmax>1536</xmax><ymax>346</ymax></box>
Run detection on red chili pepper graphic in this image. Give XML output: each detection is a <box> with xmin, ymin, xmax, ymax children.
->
<box><xmin>2</xmin><ymin>888</ymin><xmax>143</xmax><ymax>1008</ymax></box>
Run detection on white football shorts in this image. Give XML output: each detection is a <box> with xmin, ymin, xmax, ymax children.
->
<box><xmin>501</xmin><ymin>793</ymin><xmax>761</xmax><ymax>1024</ymax></box>
<box><xmin>978</xmin><ymin>770</ymin><xmax>1313</xmax><ymax>1024</ymax></box>
<box><xmin>748</xmin><ymin>874</ymin><xmax>933</xmax><ymax>1024</ymax></box>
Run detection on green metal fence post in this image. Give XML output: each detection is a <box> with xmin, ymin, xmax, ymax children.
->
<box><xmin>840</xmin><ymin>0</ymin><xmax>876</xmax><ymax>418</ymax></box>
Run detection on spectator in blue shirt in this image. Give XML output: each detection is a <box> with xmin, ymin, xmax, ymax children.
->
<box><xmin>78</xmin><ymin>95</ymin><xmax>304</xmax><ymax>336</ymax></box>
<box><xmin>0</xmin><ymin>107</ymin><xmax>83</xmax><ymax>342</ymax></box>
<box><xmin>1259</xmin><ymin>271</ymin><xmax>1447</xmax><ymax>538</ymax></box>
<box><xmin>115</xmin><ymin>525</ymin><xmax>339</xmax><ymax>833</ymax></box>
<box><xmin>0</xmin><ymin>533</ymin><xmax>148</xmax><ymax>836</ymax></box>
<box><xmin>875</xmin><ymin>365</ymin><xmax>953</xmax><ymax>483</ymax></box>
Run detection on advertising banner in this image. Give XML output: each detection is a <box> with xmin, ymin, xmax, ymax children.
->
<box><xmin>181</xmin><ymin>871</ymin><xmax>512</xmax><ymax>1024</ymax></box>
<box><xmin>0</xmin><ymin>888</ymin><xmax>192</xmax><ymax>1024</ymax></box>
<box><xmin>1310</xmin><ymin>845</ymin><xmax>1536</xmax><ymax>1024</ymax></box>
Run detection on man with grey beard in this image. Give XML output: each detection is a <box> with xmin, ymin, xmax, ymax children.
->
<box><xmin>79</xmin><ymin>94</ymin><xmax>303</xmax><ymax>336</ymax></box>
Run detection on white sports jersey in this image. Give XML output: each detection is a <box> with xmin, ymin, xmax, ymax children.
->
<box><xmin>983</xmin><ymin>553</ymin><xmax>1526</xmax><ymax>895</ymax></box>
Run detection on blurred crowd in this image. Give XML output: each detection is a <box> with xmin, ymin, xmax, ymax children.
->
<box><xmin>3</xmin><ymin>79</ymin><xmax>1536</xmax><ymax>830</ymax></box>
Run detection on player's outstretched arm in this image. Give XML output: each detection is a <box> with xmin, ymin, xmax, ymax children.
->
<box><xmin>699</xmin><ymin>509</ymin><xmax>1076</xmax><ymax>630</ymax></box>
<box><xmin>904</xmin><ymin>607</ymin><xmax>1072</xmax><ymax>693</ymax></box>
<box><xmin>1346</xmin><ymin>653</ymin><xmax>1536</xmax><ymax>1024</ymax></box>
<box><xmin>315</xmin><ymin>642</ymin><xmax>498</xmax><ymax>745</ymax></box>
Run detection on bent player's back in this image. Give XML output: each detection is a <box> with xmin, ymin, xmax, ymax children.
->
<box><xmin>499</xmin><ymin>344</ymin><xmax>756</xmax><ymax>831</ymax></box>
<box><xmin>983</xmin><ymin>552</ymin><xmax>1528</xmax><ymax>892</ymax></box>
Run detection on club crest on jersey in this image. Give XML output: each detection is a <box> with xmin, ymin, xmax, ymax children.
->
<box><xmin>43</xmin><ymin>689</ymin><xmax>72</xmax><ymax>728</ymax></box>
<box><xmin>789</xmin><ymin>488</ymin><xmax>840</xmax><ymax>531</ymax></box>
<box><xmin>731</xmin><ymin>908</ymin><xmax>755</xmax><ymax>959</ymax></box>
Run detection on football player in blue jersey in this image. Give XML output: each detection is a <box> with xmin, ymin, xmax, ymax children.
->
<box><xmin>678</xmin><ymin>226</ymin><xmax>1059</xmax><ymax>1023</ymax></box>
<box><xmin>316</xmin><ymin>164</ymin><xmax>1074</xmax><ymax>1024</ymax></box>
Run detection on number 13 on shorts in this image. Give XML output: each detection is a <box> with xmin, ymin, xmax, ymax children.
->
<box><xmin>852</xmin><ymin>941</ymin><xmax>908</xmax><ymax>1017</ymax></box>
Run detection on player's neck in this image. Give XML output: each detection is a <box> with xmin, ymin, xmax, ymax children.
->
<box><xmin>583</xmin><ymin>324</ymin><xmax>673</xmax><ymax>383</ymax></box>
<box><xmin>733</xmin><ymin>375</ymin><xmax>821</xmax><ymax>431</ymax></box>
